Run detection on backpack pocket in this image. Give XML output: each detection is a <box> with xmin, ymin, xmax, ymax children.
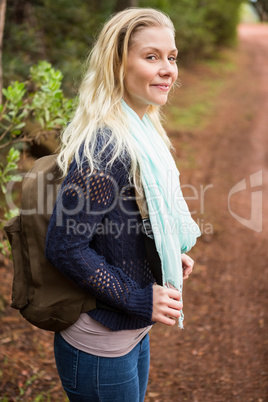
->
<box><xmin>4</xmin><ymin>216</ymin><xmax>29</xmax><ymax>309</ymax></box>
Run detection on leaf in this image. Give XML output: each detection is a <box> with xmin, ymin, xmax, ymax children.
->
<box><xmin>14</xmin><ymin>122</ymin><xmax>26</xmax><ymax>130</ymax></box>
<box><xmin>7</xmin><ymin>147</ymin><xmax>20</xmax><ymax>163</ymax></box>
<box><xmin>45</xmin><ymin>109</ymin><xmax>50</xmax><ymax>122</ymax></box>
<box><xmin>2</xmin><ymin>88</ymin><xmax>8</xmax><ymax>97</ymax></box>
<box><xmin>37</xmin><ymin>116</ymin><xmax>45</xmax><ymax>128</ymax></box>
<box><xmin>1</xmin><ymin>183</ymin><xmax>7</xmax><ymax>194</ymax></box>
<box><xmin>11</xmin><ymin>130</ymin><xmax>21</xmax><ymax>136</ymax></box>
<box><xmin>54</xmin><ymin>92</ymin><xmax>62</xmax><ymax>99</ymax></box>
<box><xmin>5</xmin><ymin>162</ymin><xmax>17</xmax><ymax>171</ymax></box>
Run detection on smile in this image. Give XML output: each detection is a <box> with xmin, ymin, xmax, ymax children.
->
<box><xmin>152</xmin><ymin>84</ymin><xmax>170</xmax><ymax>91</ymax></box>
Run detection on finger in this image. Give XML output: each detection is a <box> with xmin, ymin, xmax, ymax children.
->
<box><xmin>183</xmin><ymin>266</ymin><xmax>192</xmax><ymax>276</ymax></box>
<box><xmin>182</xmin><ymin>259</ymin><xmax>192</xmax><ymax>270</ymax></box>
<box><xmin>188</xmin><ymin>257</ymin><xmax>194</xmax><ymax>267</ymax></box>
<box><xmin>166</xmin><ymin>306</ymin><xmax>182</xmax><ymax>319</ymax></box>
<box><xmin>152</xmin><ymin>309</ymin><xmax>178</xmax><ymax>326</ymax></box>
<box><xmin>166</xmin><ymin>288</ymin><xmax>181</xmax><ymax>301</ymax></box>
<box><xmin>161</xmin><ymin>316</ymin><xmax>177</xmax><ymax>326</ymax></box>
<box><xmin>167</xmin><ymin>299</ymin><xmax>183</xmax><ymax>311</ymax></box>
<box><xmin>182</xmin><ymin>254</ymin><xmax>194</xmax><ymax>265</ymax></box>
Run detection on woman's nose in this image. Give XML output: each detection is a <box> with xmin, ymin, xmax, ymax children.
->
<box><xmin>159</xmin><ymin>60</ymin><xmax>177</xmax><ymax>77</ymax></box>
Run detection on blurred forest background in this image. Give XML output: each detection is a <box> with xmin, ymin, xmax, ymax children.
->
<box><xmin>2</xmin><ymin>0</ymin><xmax>252</xmax><ymax>94</ymax></box>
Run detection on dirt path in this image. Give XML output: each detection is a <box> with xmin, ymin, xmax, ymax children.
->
<box><xmin>146</xmin><ymin>24</ymin><xmax>268</xmax><ymax>402</ymax></box>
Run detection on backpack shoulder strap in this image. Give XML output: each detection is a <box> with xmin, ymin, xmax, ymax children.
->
<box><xmin>134</xmin><ymin>168</ymin><xmax>163</xmax><ymax>286</ymax></box>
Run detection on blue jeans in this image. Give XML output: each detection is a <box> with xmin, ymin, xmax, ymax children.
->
<box><xmin>54</xmin><ymin>332</ymin><xmax>150</xmax><ymax>402</ymax></box>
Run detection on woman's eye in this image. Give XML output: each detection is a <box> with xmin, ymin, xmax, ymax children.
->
<box><xmin>146</xmin><ymin>55</ymin><xmax>177</xmax><ymax>62</ymax></box>
<box><xmin>147</xmin><ymin>55</ymin><xmax>157</xmax><ymax>60</ymax></box>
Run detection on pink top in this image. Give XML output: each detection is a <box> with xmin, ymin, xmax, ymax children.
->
<box><xmin>61</xmin><ymin>314</ymin><xmax>152</xmax><ymax>357</ymax></box>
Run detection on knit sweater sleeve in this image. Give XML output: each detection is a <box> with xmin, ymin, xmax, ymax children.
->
<box><xmin>45</xmin><ymin>149</ymin><xmax>153</xmax><ymax>324</ymax></box>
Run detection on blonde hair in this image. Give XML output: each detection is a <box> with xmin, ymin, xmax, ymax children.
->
<box><xmin>58</xmin><ymin>7</ymin><xmax>175</xmax><ymax>178</ymax></box>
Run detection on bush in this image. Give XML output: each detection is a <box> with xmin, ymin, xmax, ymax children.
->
<box><xmin>0</xmin><ymin>61</ymin><xmax>74</xmax><ymax>256</ymax></box>
<box><xmin>140</xmin><ymin>0</ymin><xmax>243</xmax><ymax>60</ymax></box>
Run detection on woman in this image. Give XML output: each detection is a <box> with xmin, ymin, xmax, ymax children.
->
<box><xmin>45</xmin><ymin>7</ymin><xmax>200</xmax><ymax>402</ymax></box>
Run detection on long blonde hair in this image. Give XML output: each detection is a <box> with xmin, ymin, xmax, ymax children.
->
<box><xmin>58</xmin><ymin>7</ymin><xmax>175</xmax><ymax>178</ymax></box>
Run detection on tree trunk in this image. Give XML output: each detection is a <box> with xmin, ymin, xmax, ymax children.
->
<box><xmin>252</xmin><ymin>1</ymin><xmax>268</xmax><ymax>22</ymax></box>
<box><xmin>0</xmin><ymin>0</ymin><xmax>6</xmax><ymax>104</ymax></box>
<box><xmin>114</xmin><ymin>0</ymin><xmax>138</xmax><ymax>12</ymax></box>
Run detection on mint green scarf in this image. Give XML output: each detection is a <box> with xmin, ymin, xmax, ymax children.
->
<box><xmin>121</xmin><ymin>100</ymin><xmax>201</xmax><ymax>328</ymax></box>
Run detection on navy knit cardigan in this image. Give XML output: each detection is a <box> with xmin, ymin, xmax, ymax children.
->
<box><xmin>45</xmin><ymin>137</ymin><xmax>155</xmax><ymax>331</ymax></box>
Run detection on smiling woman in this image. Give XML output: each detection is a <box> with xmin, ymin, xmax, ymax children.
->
<box><xmin>124</xmin><ymin>27</ymin><xmax>178</xmax><ymax>118</ymax></box>
<box><xmin>45</xmin><ymin>7</ymin><xmax>200</xmax><ymax>402</ymax></box>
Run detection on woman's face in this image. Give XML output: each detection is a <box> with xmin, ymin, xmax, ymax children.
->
<box><xmin>123</xmin><ymin>26</ymin><xmax>178</xmax><ymax>119</ymax></box>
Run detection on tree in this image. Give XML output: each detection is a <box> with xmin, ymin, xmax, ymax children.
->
<box><xmin>250</xmin><ymin>0</ymin><xmax>268</xmax><ymax>21</ymax></box>
<box><xmin>3</xmin><ymin>0</ymin><xmax>117</xmax><ymax>95</ymax></box>
<box><xmin>0</xmin><ymin>0</ymin><xmax>6</xmax><ymax>104</ymax></box>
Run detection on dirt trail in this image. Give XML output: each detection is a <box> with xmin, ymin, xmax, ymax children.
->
<box><xmin>146</xmin><ymin>24</ymin><xmax>268</xmax><ymax>401</ymax></box>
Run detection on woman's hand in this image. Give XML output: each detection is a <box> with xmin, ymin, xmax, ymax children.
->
<box><xmin>181</xmin><ymin>253</ymin><xmax>194</xmax><ymax>280</ymax></box>
<box><xmin>152</xmin><ymin>284</ymin><xmax>183</xmax><ymax>326</ymax></box>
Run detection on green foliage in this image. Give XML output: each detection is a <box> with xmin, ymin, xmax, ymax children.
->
<box><xmin>0</xmin><ymin>82</ymin><xmax>28</xmax><ymax>141</ymax></box>
<box><xmin>140</xmin><ymin>0</ymin><xmax>243</xmax><ymax>60</ymax></box>
<box><xmin>30</xmin><ymin>61</ymin><xmax>74</xmax><ymax>129</ymax></box>
<box><xmin>0</xmin><ymin>60</ymin><xmax>74</xmax><ymax>149</ymax></box>
<box><xmin>3</xmin><ymin>0</ymin><xmax>116</xmax><ymax>94</ymax></box>
<box><xmin>0</xmin><ymin>147</ymin><xmax>21</xmax><ymax>257</ymax></box>
<box><xmin>0</xmin><ymin>147</ymin><xmax>22</xmax><ymax>195</ymax></box>
<box><xmin>0</xmin><ymin>61</ymin><xmax>74</xmax><ymax>259</ymax></box>
<box><xmin>204</xmin><ymin>0</ymin><xmax>243</xmax><ymax>46</ymax></box>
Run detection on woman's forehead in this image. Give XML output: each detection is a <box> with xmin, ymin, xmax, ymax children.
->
<box><xmin>129</xmin><ymin>27</ymin><xmax>176</xmax><ymax>52</ymax></box>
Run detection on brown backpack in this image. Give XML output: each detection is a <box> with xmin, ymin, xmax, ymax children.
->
<box><xmin>4</xmin><ymin>155</ymin><xmax>96</xmax><ymax>332</ymax></box>
<box><xmin>4</xmin><ymin>154</ymin><xmax>162</xmax><ymax>332</ymax></box>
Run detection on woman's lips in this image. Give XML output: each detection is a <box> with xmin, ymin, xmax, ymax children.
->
<box><xmin>152</xmin><ymin>84</ymin><xmax>170</xmax><ymax>91</ymax></box>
